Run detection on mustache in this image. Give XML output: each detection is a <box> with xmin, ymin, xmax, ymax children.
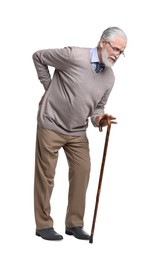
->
<box><xmin>109</xmin><ymin>55</ymin><xmax>117</xmax><ymax>62</ymax></box>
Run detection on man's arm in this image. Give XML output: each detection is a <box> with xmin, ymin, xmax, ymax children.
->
<box><xmin>32</xmin><ymin>47</ymin><xmax>72</xmax><ymax>90</ymax></box>
<box><xmin>91</xmin><ymin>88</ymin><xmax>113</xmax><ymax>127</ymax></box>
<box><xmin>32</xmin><ymin>50</ymin><xmax>51</xmax><ymax>91</ymax></box>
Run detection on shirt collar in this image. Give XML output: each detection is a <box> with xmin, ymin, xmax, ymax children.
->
<box><xmin>90</xmin><ymin>47</ymin><xmax>100</xmax><ymax>63</ymax></box>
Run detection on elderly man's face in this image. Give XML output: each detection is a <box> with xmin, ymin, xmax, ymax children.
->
<box><xmin>99</xmin><ymin>36</ymin><xmax>127</xmax><ymax>67</ymax></box>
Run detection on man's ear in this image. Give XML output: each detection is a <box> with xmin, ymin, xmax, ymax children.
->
<box><xmin>99</xmin><ymin>38</ymin><xmax>106</xmax><ymax>48</ymax></box>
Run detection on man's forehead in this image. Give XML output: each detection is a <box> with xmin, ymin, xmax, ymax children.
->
<box><xmin>112</xmin><ymin>36</ymin><xmax>127</xmax><ymax>49</ymax></box>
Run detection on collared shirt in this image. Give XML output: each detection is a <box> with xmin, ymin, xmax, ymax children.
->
<box><xmin>90</xmin><ymin>47</ymin><xmax>105</xmax><ymax>72</ymax></box>
<box><xmin>90</xmin><ymin>47</ymin><xmax>100</xmax><ymax>63</ymax></box>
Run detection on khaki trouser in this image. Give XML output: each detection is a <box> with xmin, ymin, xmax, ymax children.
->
<box><xmin>34</xmin><ymin>126</ymin><xmax>91</xmax><ymax>229</ymax></box>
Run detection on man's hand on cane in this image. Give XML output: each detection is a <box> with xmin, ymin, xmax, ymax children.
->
<box><xmin>96</xmin><ymin>114</ymin><xmax>117</xmax><ymax>132</ymax></box>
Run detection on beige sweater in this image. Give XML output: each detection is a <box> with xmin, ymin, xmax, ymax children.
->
<box><xmin>32</xmin><ymin>47</ymin><xmax>115</xmax><ymax>136</ymax></box>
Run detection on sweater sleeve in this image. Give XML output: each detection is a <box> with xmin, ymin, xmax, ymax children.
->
<box><xmin>90</xmin><ymin>87</ymin><xmax>113</xmax><ymax>127</ymax></box>
<box><xmin>32</xmin><ymin>47</ymin><xmax>72</xmax><ymax>90</ymax></box>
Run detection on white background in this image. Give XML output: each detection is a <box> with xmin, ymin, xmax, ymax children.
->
<box><xmin>0</xmin><ymin>0</ymin><xmax>153</xmax><ymax>259</ymax></box>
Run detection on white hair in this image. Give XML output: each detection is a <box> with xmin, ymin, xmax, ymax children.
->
<box><xmin>99</xmin><ymin>26</ymin><xmax>127</xmax><ymax>44</ymax></box>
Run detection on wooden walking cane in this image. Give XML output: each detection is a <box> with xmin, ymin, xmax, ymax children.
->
<box><xmin>89</xmin><ymin>115</ymin><xmax>117</xmax><ymax>243</ymax></box>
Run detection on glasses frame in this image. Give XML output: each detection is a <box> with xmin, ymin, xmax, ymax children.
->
<box><xmin>107</xmin><ymin>41</ymin><xmax>125</xmax><ymax>57</ymax></box>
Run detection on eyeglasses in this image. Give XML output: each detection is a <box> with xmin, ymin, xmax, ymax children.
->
<box><xmin>107</xmin><ymin>42</ymin><xmax>125</xmax><ymax>57</ymax></box>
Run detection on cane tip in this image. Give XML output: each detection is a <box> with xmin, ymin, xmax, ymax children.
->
<box><xmin>89</xmin><ymin>237</ymin><xmax>93</xmax><ymax>243</ymax></box>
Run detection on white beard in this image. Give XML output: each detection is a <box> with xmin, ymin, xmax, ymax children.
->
<box><xmin>101</xmin><ymin>49</ymin><xmax>115</xmax><ymax>68</ymax></box>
